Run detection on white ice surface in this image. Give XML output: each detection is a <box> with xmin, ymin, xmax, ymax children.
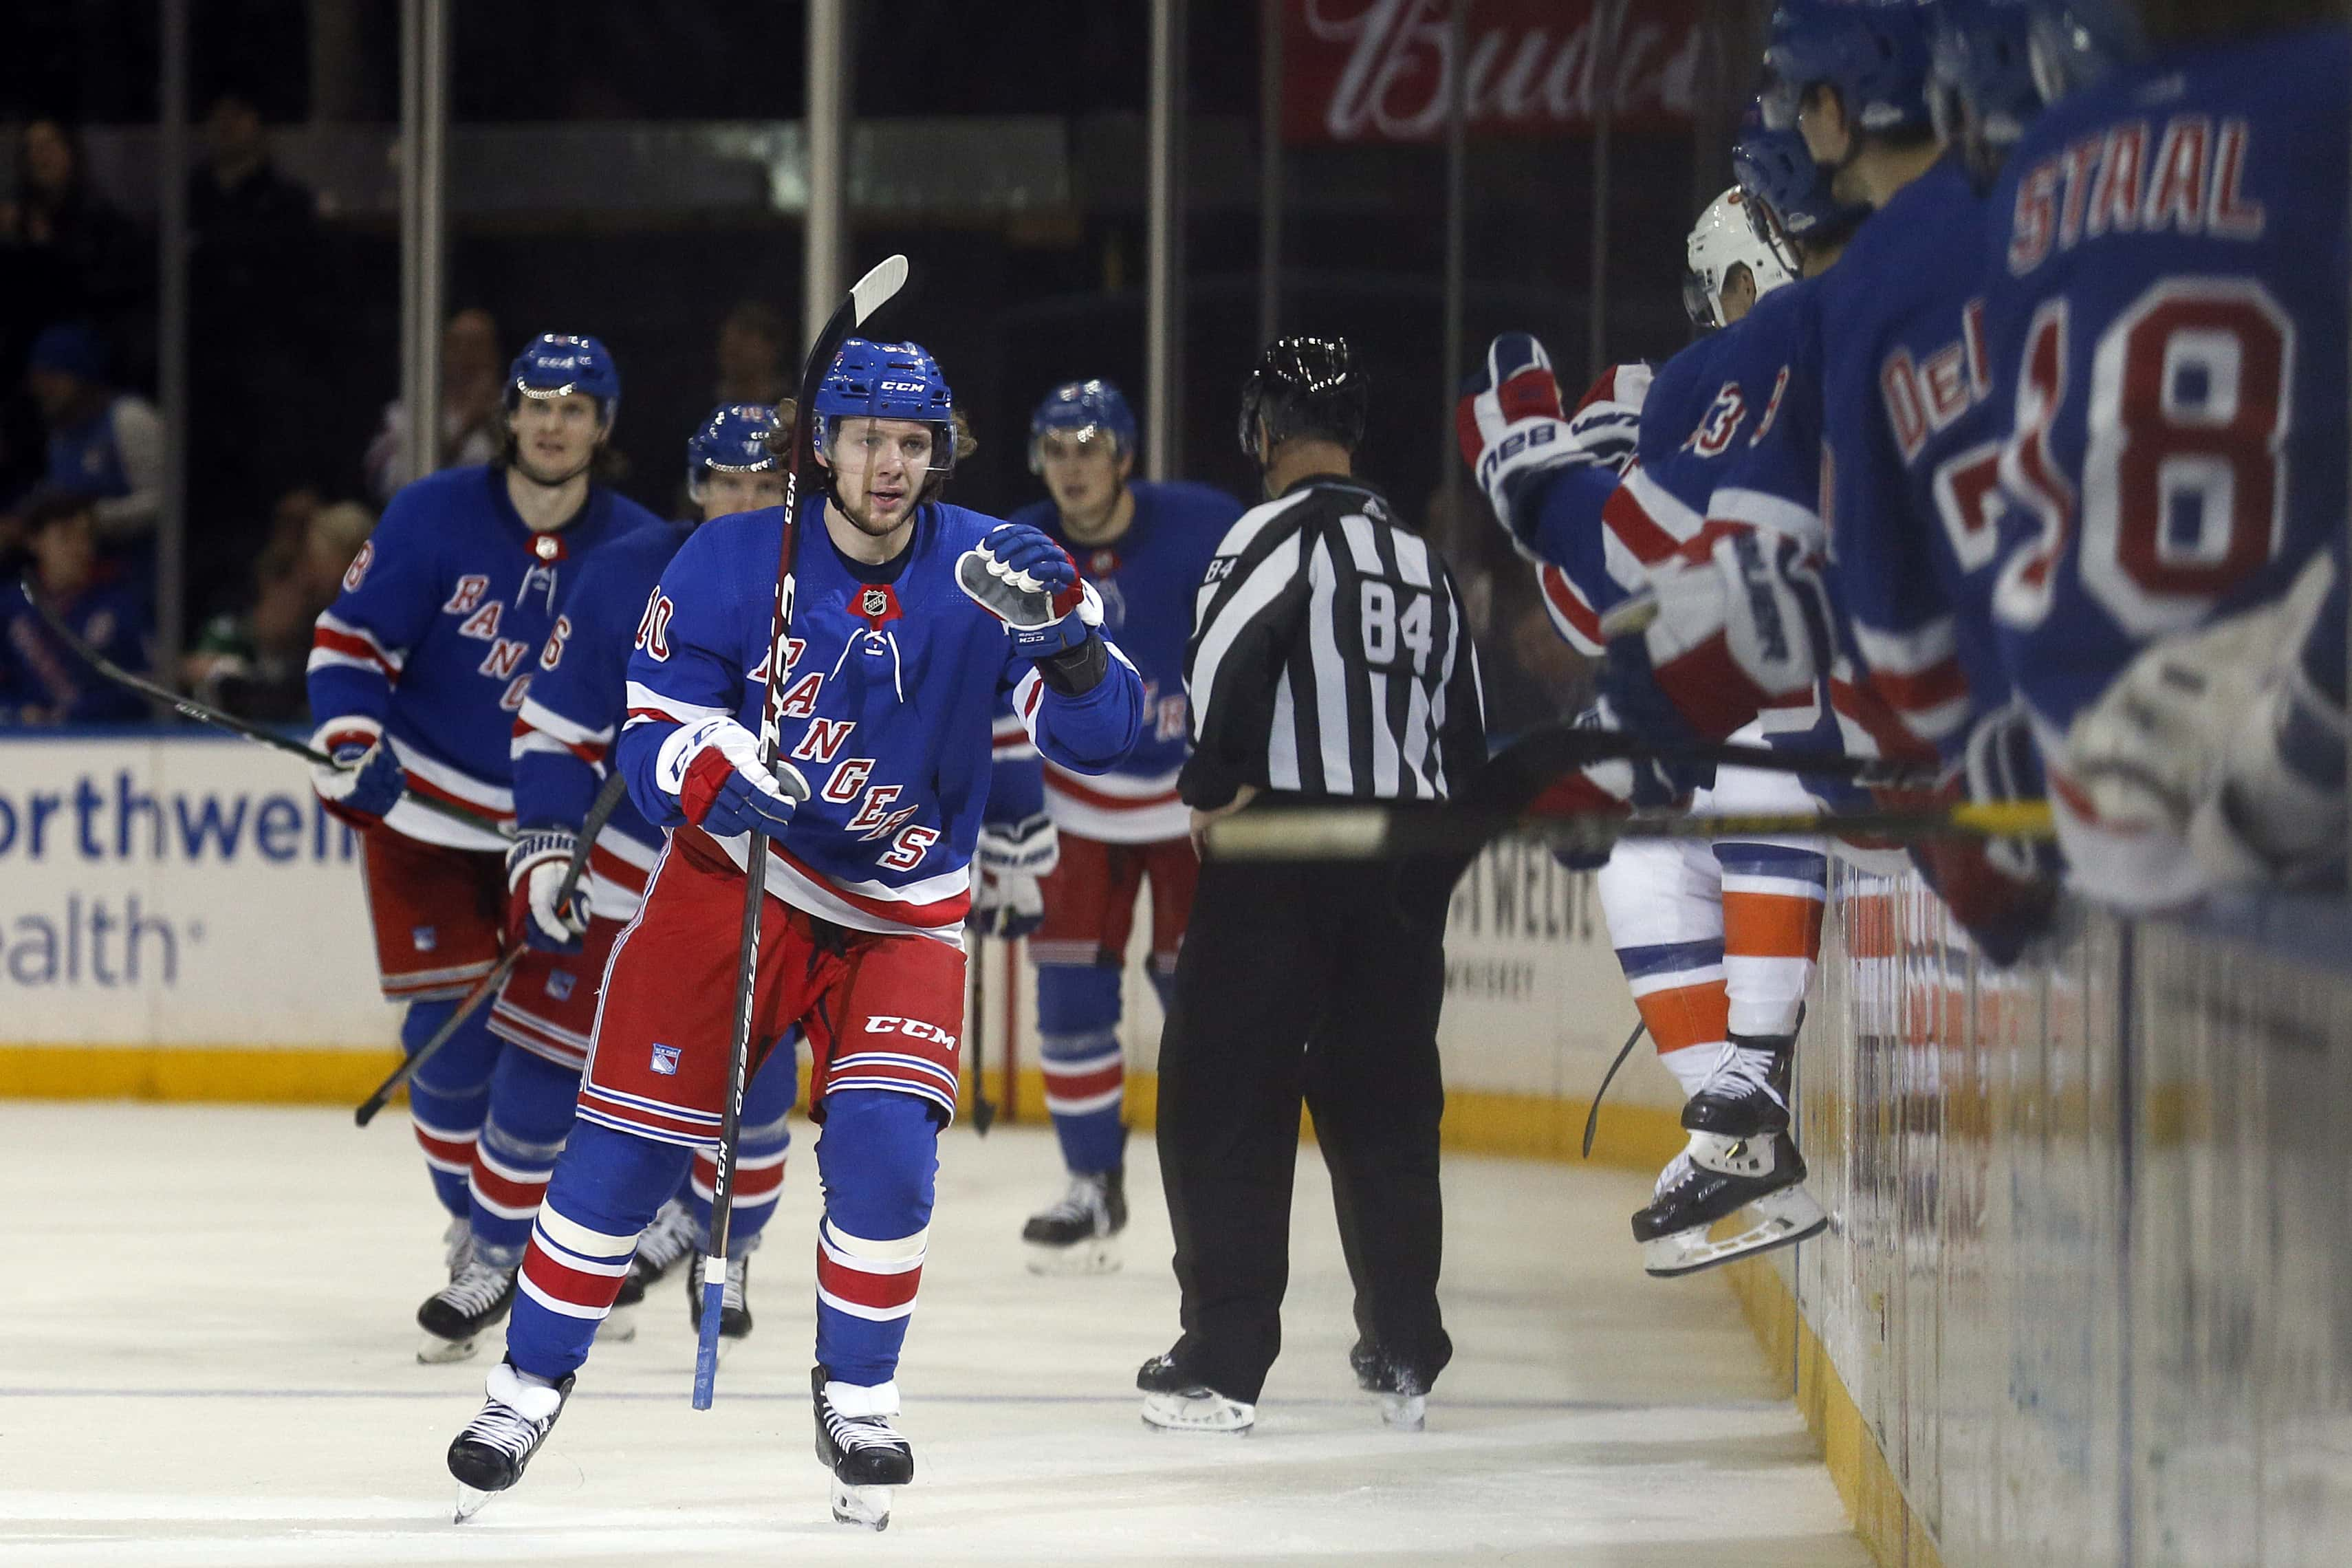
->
<box><xmin>0</xmin><ymin>1103</ymin><xmax>1867</xmax><ymax>1567</ymax></box>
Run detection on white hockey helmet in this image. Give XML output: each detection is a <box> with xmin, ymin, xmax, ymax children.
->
<box><xmin>1684</xmin><ymin>187</ymin><xmax>1794</xmax><ymax>330</ymax></box>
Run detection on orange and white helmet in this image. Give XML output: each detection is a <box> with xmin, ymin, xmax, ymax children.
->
<box><xmin>1683</xmin><ymin>187</ymin><xmax>1792</xmax><ymax>330</ymax></box>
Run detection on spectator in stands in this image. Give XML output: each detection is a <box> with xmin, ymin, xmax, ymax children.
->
<box><xmin>364</xmin><ymin>308</ymin><xmax>504</xmax><ymax>501</ymax></box>
<box><xmin>713</xmin><ymin>300</ymin><xmax>788</xmax><ymax>406</ymax></box>
<box><xmin>188</xmin><ymin>94</ymin><xmax>318</xmax><ymax>301</ymax></box>
<box><xmin>185</xmin><ymin>497</ymin><xmax>373</xmax><ymax>721</ymax></box>
<box><xmin>0</xmin><ymin>118</ymin><xmax>149</xmax><ymax>344</ymax></box>
<box><xmin>0</xmin><ymin>491</ymin><xmax>152</xmax><ymax>725</ymax></box>
<box><xmin>20</xmin><ymin>323</ymin><xmax>162</xmax><ymax>551</ymax></box>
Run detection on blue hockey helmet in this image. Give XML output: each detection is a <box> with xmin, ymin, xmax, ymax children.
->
<box><xmin>812</xmin><ymin>338</ymin><xmax>957</xmax><ymax>478</ymax></box>
<box><xmin>1028</xmin><ymin>379</ymin><xmax>1140</xmax><ymax>472</ymax></box>
<box><xmin>1931</xmin><ymin>0</ymin><xmax>2043</xmax><ymax>182</ymax></box>
<box><xmin>2023</xmin><ymin>0</ymin><xmax>2145</xmax><ymax>104</ymax></box>
<box><xmin>1733</xmin><ymin>120</ymin><xmax>1870</xmax><ymax>274</ymax></box>
<box><xmin>685</xmin><ymin>402</ymin><xmax>782</xmax><ymax>500</ymax></box>
<box><xmin>506</xmin><ymin>334</ymin><xmax>620</xmax><ymax>424</ymax></box>
<box><xmin>1759</xmin><ymin>0</ymin><xmax>1939</xmax><ymax>140</ymax></box>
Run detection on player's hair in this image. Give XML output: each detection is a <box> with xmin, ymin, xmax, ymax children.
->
<box><xmin>761</xmin><ymin>400</ymin><xmax>977</xmax><ymax>465</ymax></box>
<box><xmin>21</xmin><ymin>490</ymin><xmax>97</xmax><ymax>537</ymax></box>
<box><xmin>2135</xmin><ymin>0</ymin><xmax>2346</xmax><ymax>41</ymax></box>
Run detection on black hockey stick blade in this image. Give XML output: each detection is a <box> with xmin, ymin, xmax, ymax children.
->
<box><xmin>19</xmin><ymin>571</ymin><xmax>510</xmax><ymax>842</ymax></box>
<box><xmin>354</xmin><ymin>772</ymin><xmax>631</xmax><ymax>1126</ymax></box>
<box><xmin>1581</xmin><ymin>1021</ymin><xmax>1647</xmax><ymax>1159</ymax></box>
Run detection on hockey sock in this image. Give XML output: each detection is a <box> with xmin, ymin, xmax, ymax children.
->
<box><xmin>688</xmin><ymin>1036</ymin><xmax>797</xmax><ymax>1256</ymax></box>
<box><xmin>468</xmin><ymin>1047</ymin><xmax>581</xmax><ymax>1270</ymax></box>
<box><xmin>403</xmin><ymin>998</ymin><xmax>505</xmax><ymax>1219</ymax></box>
<box><xmin>508</xmin><ymin>1120</ymin><xmax>689</xmax><ymax>1384</ymax></box>
<box><xmin>812</xmin><ymin>1090</ymin><xmax>937</xmax><ymax>1387</ymax></box>
<box><xmin>1036</xmin><ymin>961</ymin><xmax>1126</xmax><ymax>1174</ymax></box>
<box><xmin>1714</xmin><ymin>842</ymin><xmax>1827</xmax><ymax>1038</ymax></box>
<box><xmin>1615</xmin><ymin>940</ymin><xmax>1730</xmax><ymax>1100</ymax></box>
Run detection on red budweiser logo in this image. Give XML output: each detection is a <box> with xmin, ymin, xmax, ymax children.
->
<box><xmin>1286</xmin><ymin>0</ymin><xmax>1705</xmax><ymax>144</ymax></box>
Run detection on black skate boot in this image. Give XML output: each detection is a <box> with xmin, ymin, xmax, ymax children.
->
<box><xmin>607</xmin><ymin>1198</ymin><xmax>695</xmax><ymax>1342</ymax></box>
<box><xmin>812</xmin><ymin>1365</ymin><xmax>913</xmax><ymax>1530</ymax></box>
<box><xmin>686</xmin><ymin>1251</ymin><xmax>754</xmax><ymax>1351</ymax></box>
<box><xmin>1349</xmin><ymin>1340</ymin><xmax>1439</xmax><ymax>1433</ymax></box>
<box><xmin>447</xmin><ymin>1356</ymin><xmax>574</xmax><ymax>1521</ymax></box>
<box><xmin>1020</xmin><ymin>1167</ymin><xmax>1127</xmax><ymax>1275</ymax></box>
<box><xmin>1632</xmin><ymin>1032</ymin><xmax>1826</xmax><ymax>1277</ymax></box>
<box><xmin>1137</xmin><ymin>1349</ymin><xmax>1255</xmax><ymax>1434</ymax></box>
<box><xmin>417</xmin><ymin>1253</ymin><xmax>518</xmax><ymax>1364</ymax></box>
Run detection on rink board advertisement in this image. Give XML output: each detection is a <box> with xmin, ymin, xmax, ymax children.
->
<box><xmin>0</xmin><ymin>732</ymin><xmax>393</xmax><ymax>1054</ymax></box>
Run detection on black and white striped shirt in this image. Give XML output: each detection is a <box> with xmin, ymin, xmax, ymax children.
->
<box><xmin>1180</xmin><ymin>476</ymin><xmax>1485</xmax><ymax>809</ymax></box>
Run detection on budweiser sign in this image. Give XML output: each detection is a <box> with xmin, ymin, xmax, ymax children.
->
<box><xmin>1286</xmin><ymin>0</ymin><xmax>1706</xmax><ymax>144</ymax></box>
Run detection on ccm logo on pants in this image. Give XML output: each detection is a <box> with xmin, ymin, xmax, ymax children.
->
<box><xmin>865</xmin><ymin>1016</ymin><xmax>958</xmax><ymax>1048</ymax></box>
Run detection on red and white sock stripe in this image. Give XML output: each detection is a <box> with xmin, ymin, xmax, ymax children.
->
<box><xmin>690</xmin><ymin>1146</ymin><xmax>788</xmax><ymax>1215</ymax></box>
<box><xmin>516</xmin><ymin>1203</ymin><xmax>640</xmax><ymax>1322</ymax></box>
<box><xmin>1041</xmin><ymin>1043</ymin><xmax>1124</xmax><ymax>1119</ymax></box>
<box><xmin>814</xmin><ymin>1219</ymin><xmax>926</xmax><ymax>1323</ymax></box>
<box><xmin>469</xmin><ymin>1141</ymin><xmax>554</xmax><ymax>1223</ymax></box>
<box><xmin>411</xmin><ymin>1113</ymin><xmax>479</xmax><ymax>1176</ymax></box>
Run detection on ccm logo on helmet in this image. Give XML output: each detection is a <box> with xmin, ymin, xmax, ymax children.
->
<box><xmin>865</xmin><ymin>1015</ymin><xmax>958</xmax><ymax>1047</ymax></box>
<box><xmin>880</xmin><ymin>380</ymin><xmax>925</xmax><ymax>394</ymax></box>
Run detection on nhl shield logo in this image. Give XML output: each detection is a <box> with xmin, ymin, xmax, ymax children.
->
<box><xmin>860</xmin><ymin>587</ymin><xmax>891</xmax><ymax>619</ymax></box>
<box><xmin>650</xmin><ymin>1043</ymin><xmax>682</xmax><ymax>1076</ymax></box>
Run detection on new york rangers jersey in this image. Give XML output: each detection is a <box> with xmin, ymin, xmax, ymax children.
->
<box><xmin>307</xmin><ymin>465</ymin><xmax>662</xmax><ymax>850</ymax></box>
<box><xmin>618</xmin><ymin>499</ymin><xmax>1144</xmax><ymax>944</ymax></box>
<box><xmin>1985</xmin><ymin>25</ymin><xmax>2349</xmax><ymax>751</ymax></box>
<box><xmin>992</xmin><ymin>479</ymin><xmax>1240</xmax><ymax>842</ymax></box>
<box><xmin>1817</xmin><ymin>153</ymin><xmax>2012</xmax><ymax>760</ymax></box>
<box><xmin>511</xmin><ymin>519</ymin><xmax>693</xmax><ymax>919</ymax></box>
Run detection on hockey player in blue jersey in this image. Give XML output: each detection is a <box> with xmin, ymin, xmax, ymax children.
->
<box><xmin>492</xmin><ymin>404</ymin><xmax>803</xmax><ymax>1353</ymax></box>
<box><xmin>1977</xmin><ymin>0</ymin><xmax>2348</xmax><ymax>908</ymax></box>
<box><xmin>984</xmin><ymin>378</ymin><xmax>1241</xmax><ymax>1272</ymax></box>
<box><xmin>444</xmin><ymin>339</ymin><xmax>1143</xmax><ymax>1529</ymax></box>
<box><xmin>305</xmin><ymin>334</ymin><xmax>664</xmax><ymax>1361</ymax></box>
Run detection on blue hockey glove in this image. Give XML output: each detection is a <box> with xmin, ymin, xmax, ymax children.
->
<box><xmin>309</xmin><ymin>717</ymin><xmax>406</xmax><ymax>829</ymax></box>
<box><xmin>505</xmin><ymin>827</ymin><xmax>590</xmax><ymax>953</ymax></box>
<box><xmin>655</xmin><ymin>717</ymin><xmax>808</xmax><ymax>840</ymax></box>
<box><xmin>957</xmin><ymin>523</ymin><xmax>1106</xmax><ymax>660</ymax></box>
<box><xmin>1596</xmin><ymin>641</ymin><xmax>1715</xmax><ymax>804</ymax></box>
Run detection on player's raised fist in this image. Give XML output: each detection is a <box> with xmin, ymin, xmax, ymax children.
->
<box><xmin>654</xmin><ymin>716</ymin><xmax>807</xmax><ymax>840</ymax></box>
<box><xmin>957</xmin><ymin>523</ymin><xmax>1104</xmax><ymax>660</ymax></box>
<box><xmin>1454</xmin><ymin>332</ymin><xmax>1564</xmax><ymax>470</ymax></box>
<box><xmin>309</xmin><ymin>715</ymin><xmax>406</xmax><ymax>829</ymax></box>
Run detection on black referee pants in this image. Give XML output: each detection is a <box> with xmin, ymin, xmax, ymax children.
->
<box><xmin>1155</xmin><ymin>849</ymin><xmax>1453</xmax><ymax>1406</ymax></box>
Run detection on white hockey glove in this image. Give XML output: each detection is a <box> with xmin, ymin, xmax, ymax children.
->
<box><xmin>1608</xmin><ymin>525</ymin><xmax>1834</xmax><ymax>742</ymax></box>
<box><xmin>970</xmin><ymin>812</ymin><xmax>1058</xmax><ymax>940</ymax></box>
<box><xmin>653</xmin><ymin>717</ymin><xmax>808</xmax><ymax>839</ymax></box>
<box><xmin>1455</xmin><ymin>336</ymin><xmax>1644</xmax><ymax>563</ymax></box>
<box><xmin>505</xmin><ymin>827</ymin><xmax>589</xmax><ymax>954</ymax></box>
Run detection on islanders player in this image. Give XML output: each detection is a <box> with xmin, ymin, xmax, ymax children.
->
<box><xmin>1980</xmin><ymin>0</ymin><xmax>2347</xmax><ymax>908</ymax></box>
<box><xmin>497</xmin><ymin>404</ymin><xmax>804</xmax><ymax>1351</ymax></box>
<box><xmin>444</xmin><ymin>340</ymin><xmax>1143</xmax><ymax>1529</ymax></box>
<box><xmin>305</xmin><ymin>334</ymin><xmax>662</xmax><ymax>1360</ymax></box>
<box><xmin>983</xmin><ymin>380</ymin><xmax>1241</xmax><ymax>1272</ymax></box>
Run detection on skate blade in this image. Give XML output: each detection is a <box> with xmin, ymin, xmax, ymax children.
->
<box><xmin>1377</xmin><ymin>1392</ymin><xmax>1426</xmax><ymax>1433</ymax></box>
<box><xmin>1140</xmin><ymin>1390</ymin><xmax>1255</xmax><ymax>1433</ymax></box>
<box><xmin>453</xmin><ymin>1483</ymin><xmax>494</xmax><ymax>1523</ymax></box>
<box><xmin>830</xmin><ymin>1478</ymin><xmax>893</xmax><ymax>1531</ymax></box>
<box><xmin>417</xmin><ymin>1331</ymin><xmax>480</xmax><ymax>1365</ymax></box>
<box><xmin>1023</xmin><ymin>1236</ymin><xmax>1122</xmax><ymax>1276</ymax></box>
<box><xmin>1643</xmin><ymin>1186</ymin><xmax>1829</xmax><ymax>1278</ymax></box>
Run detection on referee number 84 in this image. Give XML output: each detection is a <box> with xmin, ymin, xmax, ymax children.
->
<box><xmin>1358</xmin><ymin>580</ymin><xmax>1435</xmax><ymax>674</ymax></box>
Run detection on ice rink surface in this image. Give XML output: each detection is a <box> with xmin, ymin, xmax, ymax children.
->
<box><xmin>0</xmin><ymin>1103</ymin><xmax>1867</xmax><ymax>1567</ymax></box>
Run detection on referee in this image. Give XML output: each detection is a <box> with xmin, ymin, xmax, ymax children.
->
<box><xmin>1137</xmin><ymin>336</ymin><xmax>1486</xmax><ymax>1435</ymax></box>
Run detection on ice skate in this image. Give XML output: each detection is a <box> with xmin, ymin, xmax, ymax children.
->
<box><xmin>812</xmin><ymin>1366</ymin><xmax>913</xmax><ymax>1530</ymax></box>
<box><xmin>446</xmin><ymin>1357</ymin><xmax>574</xmax><ymax>1521</ymax></box>
<box><xmin>1021</xmin><ymin>1167</ymin><xmax>1126</xmax><ymax>1275</ymax></box>
<box><xmin>686</xmin><ymin>1251</ymin><xmax>754</xmax><ymax>1353</ymax></box>
<box><xmin>1349</xmin><ymin>1342</ymin><xmax>1430</xmax><ymax>1433</ymax></box>
<box><xmin>1136</xmin><ymin>1351</ymin><xmax>1255</xmax><ymax>1433</ymax></box>
<box><xmin>606</xmin><ymin>1199</ymin><xmax>695</xmax><ymax>1342</ymax></box>
<box><xmin>1633</xmin><ymin>1032</ymin><xmax>1827</xmax><ymax>1277</ymax></box>
<box><xmin>417</xmin><ymin>1251</ymin><xmax>518</xmax><ymax>1364</ymax></box>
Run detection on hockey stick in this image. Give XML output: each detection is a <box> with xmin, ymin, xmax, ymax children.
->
<box><xmin>353</xmin><ymin>770</ymin><xmax>631</xmax><ymax>1127</ymax></box>
<box><xmin>1580</xmin><ymin>1021</ymin><xmax>1647</xmax><ymax>1159</ymax></box>
<box><xmin>966</xmin><ymin>934</ymin><xmax>997</xmax><ymax>1134</ymax></box>
<box><xmin>1209</xmin><ymin>797</ymin><xmax>2052</xmax><ymax>860</ymax></box>
<box><xmin>19</xmin><ymin>571</ymin><xmax>510</xmax><ymax>843</ymax></box>
<box><xmin>695</xmin><ymin>253</ymin><xmax>911</xmax><ymax>1412</ymax></box>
